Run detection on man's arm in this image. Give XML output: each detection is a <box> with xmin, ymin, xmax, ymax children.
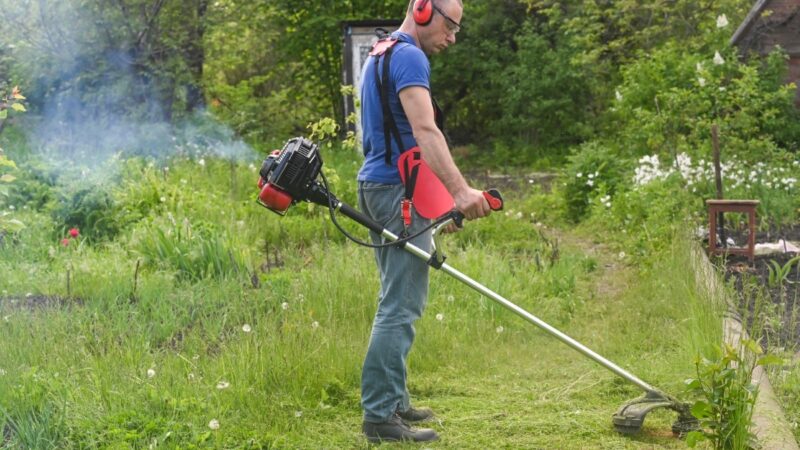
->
<box><xmin>399</xmin><ymin>86</ymin><xmax>489</xmax><ymax>220</ymax></box>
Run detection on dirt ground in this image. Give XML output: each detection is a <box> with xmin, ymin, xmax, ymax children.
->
<box><xmin>722</xmin><ymin>224</ymin><xmax>800</xmax><ymax>351</ymax></box>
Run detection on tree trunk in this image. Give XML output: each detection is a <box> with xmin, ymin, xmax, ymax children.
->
<box><xmin>185</xmin><ymin>0</ymin><xmax>208</xmax><ymax>113</ymax></box>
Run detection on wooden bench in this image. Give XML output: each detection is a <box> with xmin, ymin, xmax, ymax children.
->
<box><xmin>706</xmin><ymin>199</ymin><xmax>759</xmax><ymax>262</ymax></box>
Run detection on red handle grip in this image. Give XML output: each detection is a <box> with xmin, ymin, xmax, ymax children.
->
<box><xmin>483</xmin><ymin>189</ymin><xmax>504</xmax><ymax>211</ymax></box>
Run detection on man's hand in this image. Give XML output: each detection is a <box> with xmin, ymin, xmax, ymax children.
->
<box><xmin>454</xmin><ymin>187</ymin><xmax>491</xmax><ymax>221</ymax></box>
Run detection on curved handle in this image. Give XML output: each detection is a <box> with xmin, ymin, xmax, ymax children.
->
<box><xmin>450</xmin><ymin>189</ymin><xmax>504</xmax><ymax>228</ymax></box>
<box><xmin>483</xmin><ymin>189</ymin><xmax>504</xmax><ymax>211</ymax></box>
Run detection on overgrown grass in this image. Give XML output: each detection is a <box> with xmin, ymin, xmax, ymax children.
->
<box><xmin>0</xmin><ymin>149</ymin><xmax>727</xmax><ymax>448</ymax></box>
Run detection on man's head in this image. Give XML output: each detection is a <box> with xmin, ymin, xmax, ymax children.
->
<box><xmin>405</xmin><ymin>0</ymin><xmax>462</xmax><ymax>55</ymax></box>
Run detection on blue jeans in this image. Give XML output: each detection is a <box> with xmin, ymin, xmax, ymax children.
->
<box><xmin>358</xmin><ymin>181</ymin><xmax>432</xmax><ymax>423</ymax></box>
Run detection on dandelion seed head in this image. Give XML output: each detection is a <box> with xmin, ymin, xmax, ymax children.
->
<box><xmin>496</xmin><ymin>326</ymin><xmax>504</xmax><ymax>334</ymax></box>
<box><xmin>281</xmin><ymin>302</ymin><xmax>289</xmax><ymax>310</ymax></box>
<box><xmin>147</xmin><ymin>368</ymin><xmax>156</xmax><ymax>378</ymax></box>
<box><xmin>311</xmin><ymin>321</ymin><xmax>319</xmax><ymax>329</ymax></box>
<box><xmin>435</xmin><ymin>313</ymin><xmax>444</xmax><ymax>321</ymax></box>
<box><xmin>216</xmin><ymin>381</ymin><xmax>230</xmax><ymax>389</ymax></box>
<box><xmin>208</xmin><ymin>419</ymin><xmax>220</xmax><ymax>430</ymax></box>
<box><xmin>716</xmin><ymin>14</ymin><xmax>729</xmax><ymax>28</ymax></box>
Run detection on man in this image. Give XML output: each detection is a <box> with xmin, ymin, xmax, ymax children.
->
<box><xmin>357</xmin><ymin>0</ymin><xmax>491</xmax><ymax>443</ymax></box>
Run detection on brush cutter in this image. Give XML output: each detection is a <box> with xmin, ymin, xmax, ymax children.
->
<box><xmin>256</xmin><ymin>137</ymin><xmax>699</xmax><ymax>436</ymax></box>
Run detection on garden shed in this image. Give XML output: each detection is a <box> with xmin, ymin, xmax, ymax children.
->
<box><xmin>731</xmin><ymin>0</ymin><xmax>800</xmax><ymax>105</ymax></box>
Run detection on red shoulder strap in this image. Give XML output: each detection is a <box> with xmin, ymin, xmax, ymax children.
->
<box><xmin>369</xmin><ymin>37</ymin><xmax>399</xmax><ymax>56</ymax></box>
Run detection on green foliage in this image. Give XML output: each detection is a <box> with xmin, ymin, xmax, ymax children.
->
<box><xmin>0</xmin><ymin>0</ymin><xmax>209</xmax><ymax>121</ymax></box>
<box><xmin>0</xmin><ymin>84</ymin><xmax>27</xmax><ymax>233</ymax></box>
<box><xmin>562</xmin><ymin>141</ymin><xmax>631</xmax><ymax>222</ymax></box>
<box><xmin>131</xmin><ymin>215</ymin><xmax>244</xmax><ymax>282</ymax></box>
<box><xmin>767</xmin><ymin>255</ymin><xmax>800</xmax><ymax>289</ymax></box>
<box><xmin>685</xmin><ymin>340</ymin><xmax>782</xmax><ymax>449</ymax></box>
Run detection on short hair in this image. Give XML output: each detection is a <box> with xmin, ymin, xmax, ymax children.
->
<box><xmin>407</xmin><ymin>0</ymin><xmax>462</xmax><ymax>16</ymax></box>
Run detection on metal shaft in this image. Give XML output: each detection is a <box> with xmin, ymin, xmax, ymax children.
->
<box><xmin>381</xmin><ymin>228</ymin><xmax>658</xmax><ymax>395</ymax></box>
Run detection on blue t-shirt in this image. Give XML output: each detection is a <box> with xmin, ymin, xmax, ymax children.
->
<box><xmin>358</xmin><ymin>32</ymin><xmax>430</xmax><ymax>184</ymax></box>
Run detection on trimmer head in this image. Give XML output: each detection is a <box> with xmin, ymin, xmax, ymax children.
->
<box><xmin>612</xmin><ymin>391</ymin><xmax>699</xmax><ymax>436</ymax></box>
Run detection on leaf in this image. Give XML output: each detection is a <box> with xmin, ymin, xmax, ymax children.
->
<box><xmin>685</xmin><ymin>430</ymin><xmax>706</xmax><ymax>447</ymax></box>
<box><xmin>0</xmin><ymin>110</ymin><xmax>7</xmax><ymax>119</ymax></box>
<box><xmin>742</xmin><ymin>339</ymin><xmax>763</xmax><ymax>355</ymax></box>
<box><xmin>691</xmin><ymin>400</ymin><xmax>712</xmax><ymax>419</ymax></box>
<box><xmin>684</xmin><ymin>378</ymin><xmax>701</xmax><ymax>390</ymax></box>
<box><xmin>0</xmin><ymin>174</ymin><xmax>16</xmax><ymax>183</ymax></box>
<box><xmin>11</xmin><ymin>103</ymin><xmax>26</xmax><ymax>112</ymax></box>
<box><xmin>2</xmin><ymin>219</ymin><xmax>25</xmax><ymax>232</ymax></box>
<box><xmin>757</xmin><ymin>355</ymin><xmax>784</xmax><ymax>366</ymax></box>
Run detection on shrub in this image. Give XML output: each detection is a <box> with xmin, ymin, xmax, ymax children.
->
<box><xmin>562</xmin><ymin>141</ymin><xmax>631</xmax><ymax>222</ymax></box>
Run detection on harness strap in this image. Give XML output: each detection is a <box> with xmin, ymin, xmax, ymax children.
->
<box><xmin>373</xmin><ymin>42</ymin><xmax>405</xmax><ymax>166</ymax></box>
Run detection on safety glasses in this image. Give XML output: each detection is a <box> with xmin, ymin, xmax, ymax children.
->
<box><xmin>432</xmin><ymin>4</ymin><xmax>461</xmax><ymax>34</ymax></box>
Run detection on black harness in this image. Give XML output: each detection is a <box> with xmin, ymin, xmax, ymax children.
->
<box><xmin>369</xmin><ymin>31</ymin><xmax>448</xmax><ymax>232</ymax></box>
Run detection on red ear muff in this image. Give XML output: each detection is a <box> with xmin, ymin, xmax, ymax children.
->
<box><xmin>413</xmin><ymin>0</ymin><xmax>433</xmax><ymax>26</ymax></box>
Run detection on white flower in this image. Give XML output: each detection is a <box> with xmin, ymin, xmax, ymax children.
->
<box><xmin>447</xmin><ymin>295</ymin><xmax>455</xmax><ymax>302</ymax></box>
<box><xmin>698</xmin><ymin>77</ymin><xmax>706</xmax><ymax>87</ymax></box>
<box><xmin>615</xmin><ymin>90</ymin><xmax>623</xmax><ymax>101</ymax></box>
<box><xmin>160</xmin><ymin>197</ymin><xmax>166</xmax><ymax>203</ymax></box>
<box><xmin>188</xmin><ymin>373</ymin><xmax>195</xmax><ymax>380</ymax></box>
<box><xmin>25</xmin><ymin>292</ymin><xmax>32</xmax><ymax>298</ymax></box>
<box><xmin>311</xmin><ymin>321</ymin><xmax>319</xmax><ymax>329</ymax></box>
<box><xmin>208</xmin><ymin>419</ymin><xmax>220</xmax><ymax>430</ymax></box>
<box><xmin>515</xmin><ymin>212</ymin><xmax>523</xmax><ymax>219</ymax></box>
<box><xmin>8</xmin><ymin>205</ymin><xmax>14</xmax><ymax>211</ymax></box>
<box><xmin>716</xmin><ymin>14</ymin><xmax>729</xmax><ymax>28</ymax></box>
<box><xmin>281</xmin><ymin>302</ymin><xmax>289</xmax><ymax>310</ymax></box>
<box><xmin>248</xmin><ymin>163</ymin><xmax>257</xmax><ymax>172</ymax></box>
<box><xmin>528</xmin><ymin>179</ymin><xmax>534</xmax><ymax>184</ymax></box>
<box><xmin>435</xmin><ymin>313</ymin><xmax>444</xmax><ymax>321</ymax></box>
<box><xmin>0</xmin><ymin>368</ymin><xmax>6</xmax><ymax>376</ymax></box>
<box><xmin>713</xmin><ymin>51</ymin><xmax>725</xmax><ymax>65</ymax></box>
<box><xmin>216</xmin><ymin>381</ymin><xmax>230</xmax><ymax>389</ymax></box>
<box><xmin>586</xmin><ymin>180</ymin><xmax>594</xmax><ymax>187</ymax></box>
<box><xmin>147</xmin><ymin>368</ymin><xmax>156</xmax><ymax>378</ymax></box>
<box><xmin>242</xmin><ymin>324</ymin><xmax>252</xmax><ymax>333</ymax></box>
<box><xmin>198</xmin><ymin>158</ymin><xmax>206</xmax><ymax>167</ymax></box>
<box><xmin>496</xmin><ymin>326</ymin><xmax>504</xmax><ymax>334</ymax></box>
<box><xmin>618</xmin><ymin>252</ymin><xmax>626</xmax><ymax>259</ymax></box>
<box><xmin>588</xmin><ymin>173</ymin><xmax>594</xmax><ymax>179</ymax></box>
<box><xmin>576</xmin><ymin>172</ymin><xmax>583</xmax><ymax>178</ymax></box>
<box><xmin>295</xmin><ymin>411</ymin><xmax>303</xmax><ymax>418</ymax></box>
<box><xmin>696</xmin><ymin>62</ymin><xmax>704</xmax><ymax>72</ymax></box>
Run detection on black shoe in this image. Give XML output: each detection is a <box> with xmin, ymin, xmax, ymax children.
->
<box><xmin>397</xmin><ymin>406</ymin><xmax>435</xmax><ymax>422</ymax></box>
<box><xmin>362</xmin><ymin>414</ymin><xmax>439</xmax><ymax>443</ymax></box>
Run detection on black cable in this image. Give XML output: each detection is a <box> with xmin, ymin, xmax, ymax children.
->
<box><xmin>319</xmin><ymin>170</ymin><xmax>453</xmax><ymax>249</ymax></box>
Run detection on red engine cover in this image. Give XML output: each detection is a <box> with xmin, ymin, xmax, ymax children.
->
<box><xmin>259</xmin><ymin>183</ymin><xmax>293</xmax><ymax>213</ymax></box>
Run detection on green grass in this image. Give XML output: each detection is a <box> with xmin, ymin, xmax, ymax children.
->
<box><xmin>0</xmin><ymin>150</ymin><xmax>724</xmax><ymax>448</ymax></box>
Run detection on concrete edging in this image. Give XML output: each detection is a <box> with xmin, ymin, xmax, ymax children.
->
<box><xmin>692</xmin><ymin>244</ymin><xmax>799</xmax><ymax>449</ymax></box>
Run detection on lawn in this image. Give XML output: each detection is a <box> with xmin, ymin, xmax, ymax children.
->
<box><xmin>0</xmin><ymin>149</ymin><xmax>723</xmax><ymax>448</ymax></box>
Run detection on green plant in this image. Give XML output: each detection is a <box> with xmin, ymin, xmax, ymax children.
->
<box><xmin>563</xmin><ymin>141</ymin><xmax>630</xmax><ymax>222</ymax></box>
<box><xmin>0</xmin><ymin>85</ymin><xmax>26</xmax><ymax>233</ymax></box>
<box><xmin>685</xmin><ymin>340</ymin><xmax>782</xmax><ymax>449</ymax></box>
<box><xmin>132</xmin><ymin>215</ymin><xmax>244</xmax><ymax>281</ymax></box>
<box><xmin>767</xmin><ymin>255</ymin><xmax>800</xmax><ymax>289</ymax></box>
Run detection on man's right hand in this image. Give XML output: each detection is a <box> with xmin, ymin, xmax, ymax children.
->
<box><xmin>454</xmin><ymin>187</ymin><xmax>491</xmax><ymax>221</ymax></box>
